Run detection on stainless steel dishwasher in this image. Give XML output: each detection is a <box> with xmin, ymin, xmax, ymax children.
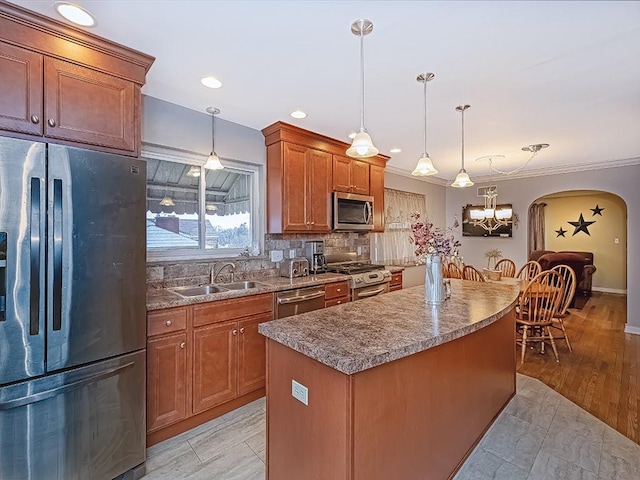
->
<box><xmin>275</xmin><ymin>285</ymin><xmax>326</xmax><ymax>319</ymax></box>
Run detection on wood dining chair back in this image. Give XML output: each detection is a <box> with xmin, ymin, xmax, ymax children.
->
<box><xmin>495</xmin><ymin>259</ymin><xmax>516</xmax><ymax>277</ymax></box>
<box><xmin>463</xmin><ymin>265</ymin><xmax>485</xmax><ymax>282</ymax></box>
<box><xmin>550</xmin><ymin>264</ymin><xmax>577</xmax><ymax>352</ymax></box>
<box><xmin>448</xmin><ymin>263</ymin><xmax>462</xmax><ymax>279</ymax></box>
<box><xmin>515</xmin><ymin>270</ymin><xmax>565</xmax><ymax>364</ymax></box>
<box><xmin>516</xmin><ymin>261</ymin><xmax>541</xmax><ymax>282</ymax></box>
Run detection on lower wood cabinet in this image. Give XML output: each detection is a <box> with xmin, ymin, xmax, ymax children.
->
<box><xmin>325</xmin><ymin>280</ymin><xmax>350</xmax><ymax>307</ymax></box>
<box><xmin>390</xmin><ymin>272</ymin><xmax>403</xmax><ymax>292</ymax></box>
<box><xmin>147</xmin><ymin>332</ymin><xmax>188</xmax><ymax>431</ymax></box>
<box><xmin>146</xmin><ymin>293</ymin><xmax>273</xmax><ymax>444</ymax></box>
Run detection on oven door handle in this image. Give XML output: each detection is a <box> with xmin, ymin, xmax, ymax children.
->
<box><xmin>277</xmin><ymin>291</ymin><xmax>325</xmax><ymax>305</ymax></box>
<box><xmin>357</xmin><ymin>286</ymin><xmax>387</xmax><ymax>298</ymax></box>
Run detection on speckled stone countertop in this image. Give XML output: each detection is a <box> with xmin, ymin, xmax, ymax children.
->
<box><xmin>258</xmin><ymin>279</ymin><xmax>519</xmax><ymax>375</ymax></box>
<box><xmin>146</xmin><ymin>273</ymin><xmax>350</xmax><ymax>311</ymax></box>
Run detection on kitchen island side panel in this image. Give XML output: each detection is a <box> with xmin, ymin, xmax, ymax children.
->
<box><xmin>266</xmin><ymin>339</ymin><xmax>352</xmax><ymax>480</ymax></box>
<box><xmin>352</xmin><ymin>309</ymin><xmax>516</xmax><ymax>480</ymax></box>
<box><xmin>265</xmin><ymin>309</ymin><xmax>515</xmax><ymax>480</ymax></box>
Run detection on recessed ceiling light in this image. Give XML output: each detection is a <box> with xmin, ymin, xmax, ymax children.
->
<box><xmin>54</xmin><ymin>2</ymin><xmax>96</xmax><ymax>27</ymax></box>
<box><xmin>201</xmin><ymin>76</ymin><xmax>222</xmax><ymax>89</ymax></box>
<box><xmin>348</xmin><ymin>132</ymin><xmax>357</xmax><ymax>139</ymax></box>
<box><xmin>290</xmin><ymin>110</ymin><xmax>307</xmax><ymax>119</ymax></box>
<box><xmin>390</xmin><ymin>148</ymin><xmax>402</xmax><ymax>153</ymax></box>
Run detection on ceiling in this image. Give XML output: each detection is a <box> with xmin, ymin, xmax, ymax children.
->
<box><xmin>10</xmin><ymin>1</ymin><xmax>640</xmax><ymax>182</ymax></box>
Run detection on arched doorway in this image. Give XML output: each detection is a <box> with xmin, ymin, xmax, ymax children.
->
<box><xmin>528</xmin><ymin>189</ymin><xmax>627</xmax><ymax>294</ymax></box>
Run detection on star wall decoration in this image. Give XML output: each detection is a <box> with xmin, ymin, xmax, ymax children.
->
<box><xmin>590</xmin><ymin>204</ymin><xmax>605</xmax><ymax>216</ymax></box>
<box><xmin>568</xmin><ymin>213</ymin><xmax>595</xmax><ymax>236</ymax></box>
<box><xmin>555</xmin><ymin>227</ymin><xmax>567</xmax><ymax>237</ymax></box>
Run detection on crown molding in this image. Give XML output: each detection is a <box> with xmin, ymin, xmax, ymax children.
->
<box><xmin>384</xmin><ymin>165</ymin><xmax>449</xmax><ymax>186</ymax></box>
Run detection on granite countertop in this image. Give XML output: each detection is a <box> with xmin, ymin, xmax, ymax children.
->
<box><xmin>146</xmin><ymin>273</ymin><xmax>351</xmax><ymax>311</ymax></box>
<box><xmin>258</xmin><ymin>279</ymin><xmax>519</xmax><ymax>375</ymax></box>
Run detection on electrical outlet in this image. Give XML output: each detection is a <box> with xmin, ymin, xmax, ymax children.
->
<box><xmin>270</xmin><ymin>250</ymin><xmax>284</xmax><ymax>262</ymax></box>
<box><xmin>291</xmin><ymin>379</ymin><xmax>308</xmax><ymax>405</ymax></box>
<box><xmin>357</xmin><ymin>246</ymin><xmax>362</xmax><ymax>255</ymax></box>
<box><xmin>289</xmin><ymin>249</ymin><xmax>296</xmax><ymax>258</ymax></box>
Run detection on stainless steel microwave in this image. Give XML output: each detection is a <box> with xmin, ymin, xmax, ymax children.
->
<box><xmin>332</xmin><ymin>192</ymin><xmax>374</xmax><ymax>231</ymax></box>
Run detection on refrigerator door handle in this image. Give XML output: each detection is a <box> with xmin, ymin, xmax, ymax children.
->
<box><xmin>52</xmin><ymin>179</ymin><xmax>63</xmax><ymax>331</ymax></box>
<box><xmin>29</xmin><ymin>178</ymin><xmax>41</xmax><ymax>335</ymax></box>
<box><xmin>0</xmin><ymin>361</ymin><xmax>134</xmax><ymax>411</ymax></box>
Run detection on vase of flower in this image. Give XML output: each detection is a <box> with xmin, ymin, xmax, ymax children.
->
<box><xmin>425</xmin><ymin>254</ymin><xmax>446</xmax><ymax>305</ymax></box>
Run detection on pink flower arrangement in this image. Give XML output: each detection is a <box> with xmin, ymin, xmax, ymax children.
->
<box><xmin>409</xmin><ymin>213</ymin><xmax>461</xmax><ymax>260</ymax></box>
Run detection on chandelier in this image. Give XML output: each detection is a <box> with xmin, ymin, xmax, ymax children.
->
<box><xmin>468</xmin><ymin>156</ymin><xmax>512</xmax><ymax>233</ymax></box>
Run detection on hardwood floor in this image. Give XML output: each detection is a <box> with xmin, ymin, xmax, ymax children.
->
<box><xmin>517</xmin><ymin>292</ymin><xmax>638</xmax><ymax>444</ymax></box>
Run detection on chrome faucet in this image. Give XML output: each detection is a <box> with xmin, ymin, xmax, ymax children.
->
<box><xmin>211</xmin><ymin>262</ymin><xmax>236</xmax><ymax>284</ymax></box>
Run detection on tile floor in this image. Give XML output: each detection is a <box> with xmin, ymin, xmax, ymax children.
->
<box><xmin>142</xmin><ymin>374</ymin><xmax>640</xmax><ymax>480</ymax></box>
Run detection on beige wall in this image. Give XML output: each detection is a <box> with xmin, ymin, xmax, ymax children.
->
<box><xmin>543</xmin><ymin>192</ymin><xmax>626</xmax><ymax>291</ymax></box>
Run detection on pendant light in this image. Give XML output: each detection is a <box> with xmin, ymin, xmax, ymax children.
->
<box><xmin>346</xmin><ymin>18</ymin><xmax>379</xmax><ymax>159</ymax></box>
<box><xmin>186</xmin><ymin>165</ymin><xmax>201</xmax><ymax>177</ymax></box>
<box><xmin>411</xmin><ymin>72</ymin><xmax>437</xmax><ymax>176</ymax></box>
<box><xmin>204</xmin><ymin>106</ymin><xmax>224</xmax><ymax>170</ymax></box>
<box><xmin>451</xmin><ymin>104</ymin><xmax>474</xmax><ymax>188</ymax></box>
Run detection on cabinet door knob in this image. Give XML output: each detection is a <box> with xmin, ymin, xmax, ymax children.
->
<box><xmin>337</xmin><ymin>288</ymin><xmax>341</xmax><ymax>292</ymax></box>
<box><xmin>30</xmin><ymin>115</ymin><xmax>40</xmax><ymax>124</ymax></box>
<box><xmin>47</xmin><ymin>118</ymin><xmax>56</xmax><ymax>127</ymax></box>
<box><xmin>232</xmin><ymin>329</ymin><xmax>237</xmax><ymax>336</ymax></box>
<box><xmin>165</xmin><ymin>320</ymin><xmax>172</xmax><ymax>326</ymax></box>
<box><xmin>179</xmin><ymin>342</ymin><xmax>186</xmax><ymax>349</ymax></box>
<box><xmin>240</xmin><ymin>327</ymin><xmax>245</xmax><ymax>334</ymax></box>
<box><xmin>311</xmin><ymin>221</ymin><xmax>315</xmax><ymax>225</ymax></box>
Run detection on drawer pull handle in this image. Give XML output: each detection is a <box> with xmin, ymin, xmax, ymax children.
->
<box><xmin>232</xmin><ymin>329</ymin><xmax>237</xmax><ymax>336</ymax></box>
<box><xmin>31</xmin><ymin>115</ymin><xmax>40</xmax><ymax>124</ymax></box>
<box><xmin>47</xmin><ymin>119</ymin><xmax>56</xmax><ymax>127</ymax></box>
<box><xmin>165</xmin><ymin>320</ymin><xmax>172</xmax><ymax>326</ymax></box>
<box><xmin>240</xmin><ymin>327</ymin><xmax>245</xmax><ymax>334</ymax></box>
<box><xmin>336</xmin><ymin>288</ymin><xmax>341</xmax><ymax>292</ymax></box>
<box><xmin>179</xmin><ymin>342</ymin><xmax>186</xmax><ymax>349</ymax></box>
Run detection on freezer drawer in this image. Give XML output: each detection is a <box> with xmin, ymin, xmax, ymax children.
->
<box><xmin>0</xmin><ymin>350</ymin><xmax>146</xmax><ymax>480</ymax></box>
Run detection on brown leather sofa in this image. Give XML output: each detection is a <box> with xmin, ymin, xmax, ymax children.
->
<box><xmin>529</xmin><ymin>250</ymin><xmax>597</xmax><ymax>301</ymax></box>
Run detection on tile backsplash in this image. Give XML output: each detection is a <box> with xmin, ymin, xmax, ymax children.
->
<box><xmin>147</xmin><ymin>232</ymin><xmax>370</xmax><ymax>289</ymax></box>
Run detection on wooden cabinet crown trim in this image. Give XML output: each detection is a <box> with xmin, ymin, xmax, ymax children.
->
<box><xmin>262</xmin><ymin>121</ymin><xmax>389</xmax><ymax>167</ymax></box>
<box><xmin>0</xmin><ymin>1</ymin><xmax>154</xmax><ymax>84</ymax></box>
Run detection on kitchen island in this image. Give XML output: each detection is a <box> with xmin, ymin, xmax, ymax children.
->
<box><xmin>258</xmin><ymin>279</ymin><xmax>520</xmax><ymax>480</ymax></box>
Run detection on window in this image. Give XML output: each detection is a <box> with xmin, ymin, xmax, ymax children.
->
<box><xmin>371</xmin><ymin>188</ymin><xmax>427</xmax><ymax>265</ymax></box>
<box><xmin>143</xmin><ymin>144</ymin><xmax>260</xmax><ymax>259</ymax></box>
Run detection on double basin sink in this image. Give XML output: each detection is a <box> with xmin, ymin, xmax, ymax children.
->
<box><xmin>171</xmin><ymin>281</ymin><xmax>268</xmax><ymax>297</ymax></box>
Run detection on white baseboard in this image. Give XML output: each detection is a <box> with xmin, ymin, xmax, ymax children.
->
<box><xmin>624</xmin><ymin>325</ymin><xmax>640</xmax><ymax>335</ymax></box>
<box><xmin>592</xmin><ymin>287</ymin><xmax>627</xmax><ymax>294</ymax></box>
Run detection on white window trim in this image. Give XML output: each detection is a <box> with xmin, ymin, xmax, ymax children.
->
<box><xmin>142</xmin><ymin>143</ymin><xmax>263</xmax><ymax>262</ymax></box>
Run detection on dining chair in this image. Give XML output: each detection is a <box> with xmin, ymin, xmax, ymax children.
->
<box><xmin>463</xmin><ymin>265</ymin><xmax>485</xmax><ymax>282</ymax></box>
<box><xmin>516</xmin><ymin>260</ymin><xmax>541</xmax><ymax>282</ymax></box>
<box><xmin>495</xmin><ymin>259</ymin><xmax>516</xmax><ymax>277</ymax></box>
<box><xmin>550</xmin><ymin>264</ymin><xmax>577</xmax><ymax>352</ymax></box>
<box><xmin>515</xmin><ymin>270</ymin><xmax>565</xmax><ymax>364</ymax></box>
<box><xmin>448</xmin><ymin>263</ymin><xmax>462</xmax><ymax>279</ymax></box>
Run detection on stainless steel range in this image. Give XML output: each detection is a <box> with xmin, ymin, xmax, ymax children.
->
<box><xmin>325</xmin><ymin>253</ymin><xmax>392</xmax><ymax>301</ymax></box>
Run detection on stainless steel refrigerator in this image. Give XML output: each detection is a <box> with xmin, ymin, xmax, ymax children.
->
<box><xmin>0</xmin><ymin>136</ymin><xmax>146</xmax><ymax>479</ymax></box>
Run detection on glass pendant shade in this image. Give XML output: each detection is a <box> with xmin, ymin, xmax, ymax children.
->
<box><xmin>346</xmin><ymin>130</ymin><xmax>378</xmax><ymax>158</ymax></box>
<box><xmin>187</xmin><ymin>165</ymin><xmax>201</xmax><ymax>177</ymax></box>
<box><xmin>411</xmin><ymin>153</ymin><xmax>437</xmax><ymax>176</ymax></box>
<box><xmin>205</xmin><ymin>106</ymin><xmax>224</xmax><ymax>170</ymax></box>
<box><xmin>204</xmin><ymin>152</ymin><xmax>223</xmax><ymax>170</ymax></box>
<box><xmin>451</xmin><ymin>169</ymin><xmax>474</xmax><ymax>188</ymax></box>
<box><xmin>159</xmin><ymin>196</ymin><xmax>175</xmax><ymax>207</ymax></box>
<box><xmin>346</xmin><ymin>19</ymin><xmax>378</xmax><ymax>159</ymax></box>
<box><xmin>412</xmin><ymin>72</ymin><xmax>437</xmax><ymax>176</ymax></box>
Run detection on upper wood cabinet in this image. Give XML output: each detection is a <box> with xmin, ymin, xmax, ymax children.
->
<box><xmin>333</xmin><ymin>155</ymin><xmax>370</xmax><ymax>195</ymax></box>
<box><xmin>369</xmin><ymin>164</ymin><xmax>385</xmax><ymax>232</ymax></box>
<box><xmin>263</xmin><ymin>122</ymin><xmax>389</xmax><ymax>234</ymax></box>
<box><xmin>0</xmin><ymin>2</ymin><xmax>154</xmax><ymax>156</ymax></box>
